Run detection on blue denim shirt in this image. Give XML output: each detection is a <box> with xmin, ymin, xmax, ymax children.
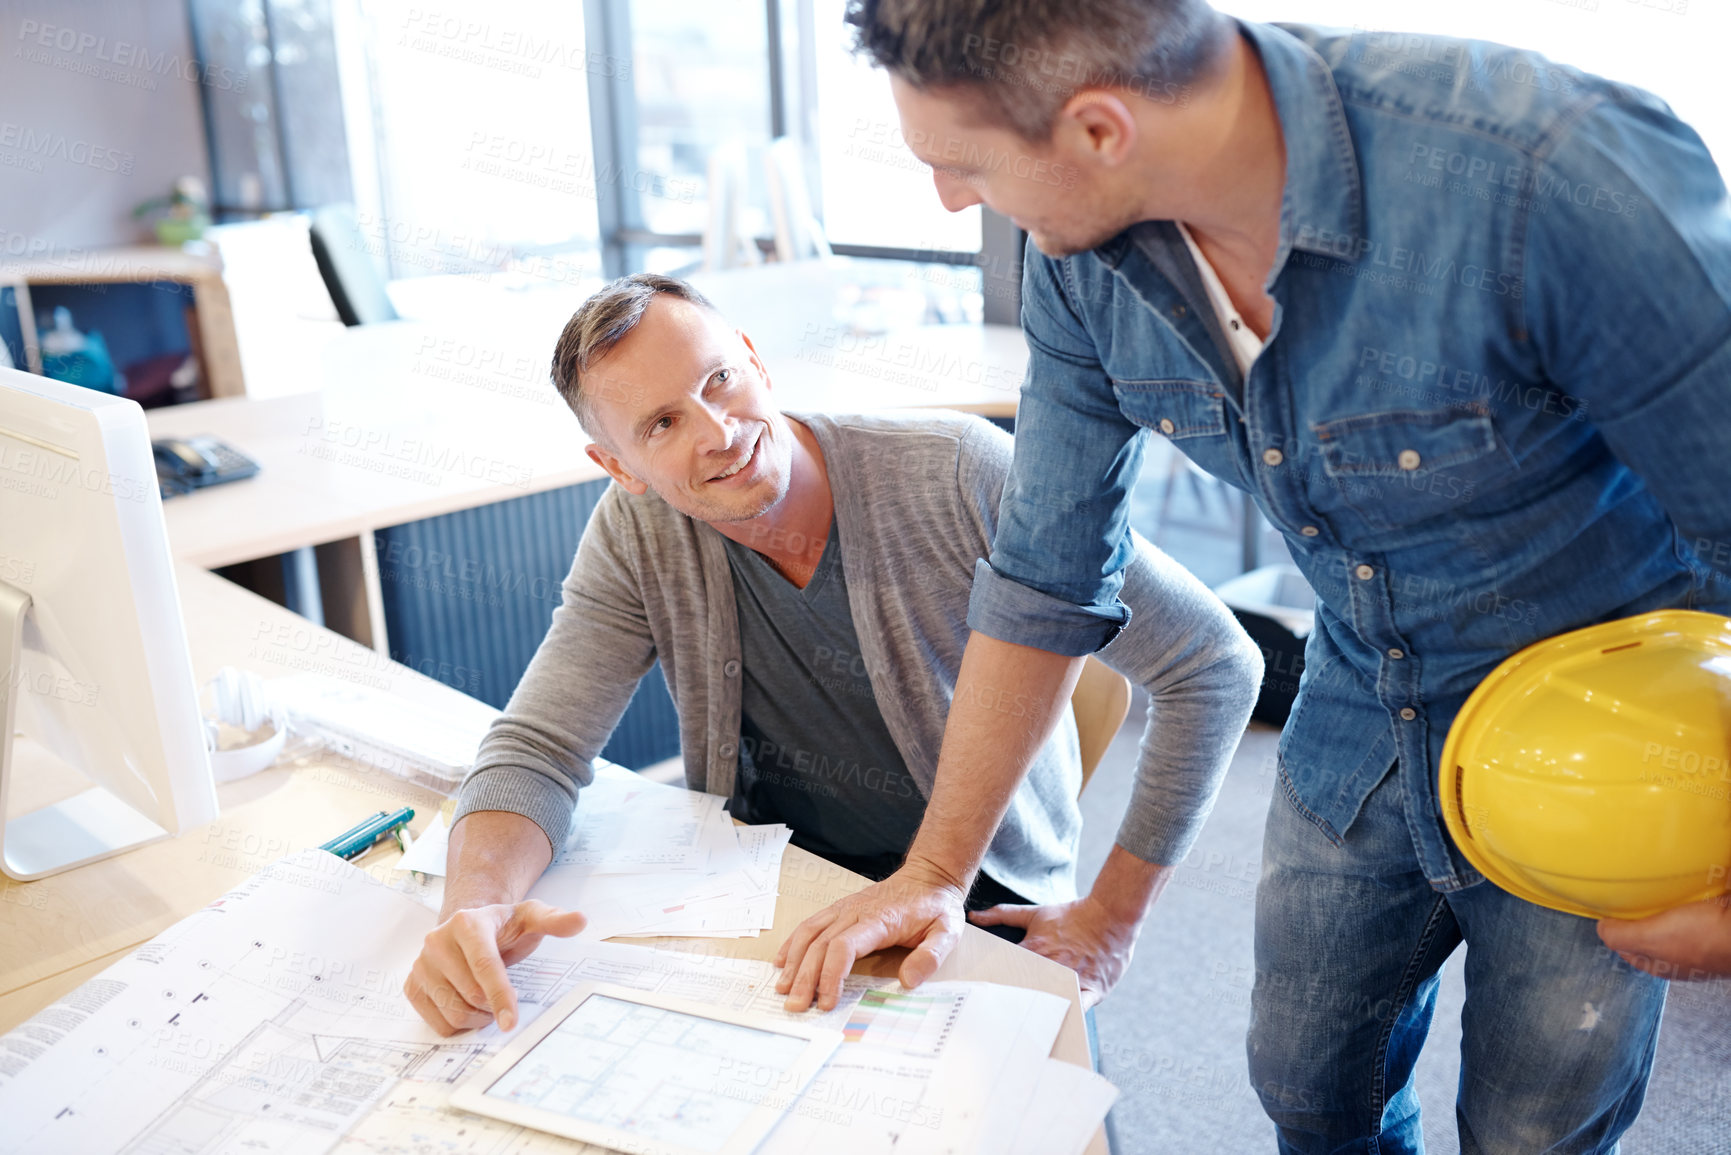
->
<box><xmin>968</xmin><ymin>20</ymin><xmax>1731</xmax><ymax>888</ymax></box>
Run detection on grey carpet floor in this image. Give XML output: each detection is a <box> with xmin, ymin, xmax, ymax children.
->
<box><xmin>1077</xmin><ymin>710</ymin><xmax>1731</xmax><ymax>1154</ymax></box>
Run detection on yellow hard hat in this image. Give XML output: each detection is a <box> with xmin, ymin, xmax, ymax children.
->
<box><xmin>1440</xmin><ymin>610</ymin><xmax>1731</xmax><ymax>920</ymax></box>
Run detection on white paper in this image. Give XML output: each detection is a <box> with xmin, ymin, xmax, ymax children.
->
<box><xmin>0</xmin><ymin>853</ymin><xmax>825</xmax><ymax>1155</ymax></box>
<box><xmin>739</xmin><ymin>823</ymin><xmax>796</xmax><ymax>893</ymax></box>
<box><xmin>0</xmin><ymin>851</ymin><xmax>1100</xmax><ymax>1155</ymax></box>
<box><xmin>1004</xmin><ymin>1058</ymin><xmax>1120</xmax><ymax>1155</ymax></box>
<box><xmin>555</xmin><ymin>766</ymin><xmax>723</xmax><ymax>872</ymax></box>
<box><xmin>391</xmin><ymin>809</ymin><xmax>449</xmax><ymax>875</ymax></box>
<box><xmin>759</xmin><ymin>981</ymin><xmax>1074</xmax><ymax>1155</ymax></box>
<box><xmin>388</xmin><ymin>765</ymin><xmax>790</xmax><ymax>944</ymax></box>
<box><xmin>529</xmin><ymin>815</ymin><xmax>791</xmax><ymax>940</ymax></box>
<box><xmin>0</xmin><ymin>850</ymin><xmax>444</xmax><ymax>1155</ymax></box>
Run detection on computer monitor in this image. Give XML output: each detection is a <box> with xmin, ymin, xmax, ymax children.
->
<box><xmin>0</xmin><ymin>367</ymin><xmax>218</xmax><ymax>881</ymax></box>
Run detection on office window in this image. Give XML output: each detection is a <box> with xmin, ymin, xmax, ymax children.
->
<box><xmin>628</xmin><ymin>0</ymin><xmax>775</xmax><ymax>239</ymax></box>
<box><xmin>808</xmin><ymin>0</ymin><xmax>981</xmax><ymax>255</ymax></box>
<box><xmin>351</xmin><ymin>0</ymin><xmax>602</xmax><ymax>284</ymax></box>
<box><xmin>1222</xmin><ymin>0</ymin><xmax>1728</xmax><ymax>169</ymax></box>
<box><xmin>190</xmin><ymin>0</ymin><xmax>355</xmax><ymax>213</ymax></box>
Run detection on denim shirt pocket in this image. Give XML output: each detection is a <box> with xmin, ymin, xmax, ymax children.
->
<box><xmin>1111</xmin><ymin>378</ymin><xmax>1238</xmax><ymax>480</ymax></box>
<box><xmin>1312</xmin><ymin>407</ymin><xmax>1508</xmax><ymax>531</ymax></box>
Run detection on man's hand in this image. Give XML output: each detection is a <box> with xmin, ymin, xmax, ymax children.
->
<box><xmin>971</xmin><ymin>847</ymin><xmax>1170</xmax><ymax>1008</ymax></box>
<box><xmin>773</xmin><ymin>635</ymin><xmax>1084</xmax><ymax>1014</ymax></box>
<box><xmin>405</xmin><ymin>900</ymin><xmax>586</xmax><ymax>1035</ymax></box>
<box><xmin>970</xmin><ymin>895</ymin><xmax>1140</xmax><ymax>1009</ymax></box>
<box><xmin>774</xmin><ymin>863</ymin><xmax>966</xmax><ymax>1012</ymax></box>
<box><xmin>1598</xmin><ymin>896</ymin><xmax>1731</xmax><ymax>981</ymax></box>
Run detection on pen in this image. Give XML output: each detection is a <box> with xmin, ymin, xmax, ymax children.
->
<box><xmin>320</xmin><ymin>807</ymin><xmax>415</xmax><ymax>861</ymax></box>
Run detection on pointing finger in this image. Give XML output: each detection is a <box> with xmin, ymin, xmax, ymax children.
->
<box><xmin>453</xmin><ymin>919</ymin><xmax>520</xmax><ymax>1031</ymax></box>
<box><xmin>516</xmin><ymin>901</ymin><xmax>588</xmax><ymax>939</ymax></box>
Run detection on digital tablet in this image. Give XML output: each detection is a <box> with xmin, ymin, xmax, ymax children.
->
<box><xmin>449</xmin><ymin>981</ymin><xmax>842</xmax><ymax>1155</ymax></box>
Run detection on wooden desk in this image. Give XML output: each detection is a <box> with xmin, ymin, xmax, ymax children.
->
<box><xmin>0</xmin><ymin>562</ymin><xmax>1104</xmax><ymax>1153</ymax></box>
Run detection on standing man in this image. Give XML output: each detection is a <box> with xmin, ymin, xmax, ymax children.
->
<box><xmin>775</xmin><ymin>2</ymin><xmax>1731</xmax><ymax>1150</ymax></box>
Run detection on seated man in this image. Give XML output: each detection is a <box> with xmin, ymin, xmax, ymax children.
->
<box><xmin>404</xmin><ymin>273</ymin><xmax>1262</xmax><ymax>1036</ymax></box>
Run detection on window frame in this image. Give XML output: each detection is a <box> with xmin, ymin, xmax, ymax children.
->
<box><xmin>583</xmin><ymin>0</ymin><xmax>1022</xmax><ymax>316</ymax></box>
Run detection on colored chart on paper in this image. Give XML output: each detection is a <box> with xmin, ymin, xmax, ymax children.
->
<box><xmin>842</xmin><ymin>988</ymin><xmax>964</xmax><ymax>1058</ymax></box>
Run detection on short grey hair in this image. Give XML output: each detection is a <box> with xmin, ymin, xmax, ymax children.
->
<box><xmin>845</xmin><ymin>0</ymin><xmax>1230</xmax><ymax>140</ymax></box>
<box><xmin>550</xmin><ymin>273</ymin><xmax>718</xmax><ymax>439</ymax></box>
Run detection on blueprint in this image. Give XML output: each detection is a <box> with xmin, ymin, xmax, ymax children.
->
<box><xmin>0</xmin><ymin>851</ymin><xmax>876</xmax><ymax>1155</ymax></box>
<box><xmin>0</xmin><ymin>849</ymin><xmax>1108</xmax><ymax>1155</ymax></box>
<box><xmin>0</xmin><ymin>852</ymin><xmax>452</xmax><ymax>1155</ymax></box>
<box><xmin>482</xmin><ymin>994</ymin><xmax>817</xmax><ymax>1152</ymax></box>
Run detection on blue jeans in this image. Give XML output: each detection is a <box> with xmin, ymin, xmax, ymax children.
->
<box><xmin>1248</xmin><ymin>765</ymin><xmax>1667</xmax><ymax>1153</ymax></box>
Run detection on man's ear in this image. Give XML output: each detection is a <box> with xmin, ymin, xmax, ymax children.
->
<box><xmin>738</xmin><ymin>328</ymin><xmax>771</xmax><ymax>392</ymax></box>
<box><xmin>586</xmin><ymin>442</ymin><xmax>650</xmax><ymax>495</ymax></box>
<box><xmin>1058</xmin><ymin>90</ymin><xmax>1138</xmax><ymax>167</ymax></box>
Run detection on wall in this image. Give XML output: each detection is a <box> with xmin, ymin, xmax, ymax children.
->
<box><xmin>0</xmin><ymin>0</ymin><xmax>212</xmax><ymax>257</ymax></box>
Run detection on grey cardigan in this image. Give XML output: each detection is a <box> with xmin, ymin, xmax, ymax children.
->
<box><xmin>456</xmin><ymin>411</ymin><xmax>1262</xmax><ymax>905</ymax></box>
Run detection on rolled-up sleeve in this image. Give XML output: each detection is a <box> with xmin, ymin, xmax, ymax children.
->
<box><xmin>967</xmin><ymin>244</ymin><xmax>1150</xmax><ymax>655</ymax></box>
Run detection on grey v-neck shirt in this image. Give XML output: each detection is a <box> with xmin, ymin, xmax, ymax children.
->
<box><xmin>723</xmin><ymin>520</ymin><xmax>928</xmax><ymax>879</ymax></box>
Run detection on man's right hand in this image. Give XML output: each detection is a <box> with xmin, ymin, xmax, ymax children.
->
<box><xmin>773</xmin><ymin>863</ymin><xmax>968</xmax><ymax>1012</ymax></box>
<box><xmin>404</xmin><ymin>900</ymin><xmax>586</xmax><ymax>1035</ymax></box>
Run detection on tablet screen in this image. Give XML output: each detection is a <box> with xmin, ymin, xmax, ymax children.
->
<box><xmin>483</xmin><ymin>993</ymin><xmax>812</xmax><ymax>1153</ymax></box>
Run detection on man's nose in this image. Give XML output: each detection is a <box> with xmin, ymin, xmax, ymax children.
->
<box><xmin>692</xmin><ymin>402</ymin><xmax>734</xmax><ymax>454</ymax></box>
<box><xmin>933</xmin><ymin>170</ymin><xmax>983</xmax><ymax>212</ymax></box>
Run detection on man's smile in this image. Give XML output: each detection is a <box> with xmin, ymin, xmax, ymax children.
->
<box><xmin>707</xmin><ymin>429</ymin><xmax>761</xmax><ymax>483</ymax></box>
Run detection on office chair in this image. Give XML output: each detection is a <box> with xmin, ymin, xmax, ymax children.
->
<box><xmin>308</xmin><ymin>204</ymin><xmax>399</xmax><ymax>326</ymax></box>
<box><xmin>1072</xmin><ymin>656</ymin><xmax>1134</xmax><ymax>794</ymax></box>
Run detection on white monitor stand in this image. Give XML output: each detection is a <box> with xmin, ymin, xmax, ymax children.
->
<box><xmin>0</xmin><ymin>581</ymin><xmax>172</xmax><ymax>880</ymax></box>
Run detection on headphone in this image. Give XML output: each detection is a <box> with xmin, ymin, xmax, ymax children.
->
<box><xmin>202</xmin><ymin>667</ymin><xmax>288</xmax><ymax>782</ymax></box>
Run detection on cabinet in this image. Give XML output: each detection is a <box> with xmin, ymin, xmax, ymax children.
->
<box><xmin>0</xmin><ymin>245</ymin><xmax>245</xmax><ymax>402</ymax></box>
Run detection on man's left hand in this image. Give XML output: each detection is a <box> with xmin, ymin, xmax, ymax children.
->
<box><xmin>969</xmin><ymin>895</ymin><xmax>1140</xmax><ymax>1009</ymax></box>
<box><xmin>1598</xmin><ymin>897</ymin><xmax>1731</xmax><ymax>980</ymax></box>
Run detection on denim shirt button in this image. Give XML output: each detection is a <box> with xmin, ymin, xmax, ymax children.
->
<box><xmin>1398</xmin><ymin>449</ymin><xmax>1422</xmax><ymax>471</ymax></box>
<box><xmin>1355</xmin><ymin>564</ymin><xmax>1375</xmax><ymax>580</ymax></box>
<box><xmin>1262</xmin><ymin>448</ymin><xmax>1285</xmax><ymax>467</ymax></box>
<box><xmin>1159</xmin><ymin>418</ymin><xmax>1176</xmax><ymax>435</ymax></box>
<box><xmin>1388</xmin><ymin>648</ymin><xmax>1406</xmax><ymax>659</ymax></box>
<box><xmin>1300</xmin><ymin>525</ymin><xmax>1321</xmax><ymax>537</ymax></box>
<box><xmin>1399</xmin><ymin>708</ymin><xmax>1418</xmax><ymax>721</ymax></box>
